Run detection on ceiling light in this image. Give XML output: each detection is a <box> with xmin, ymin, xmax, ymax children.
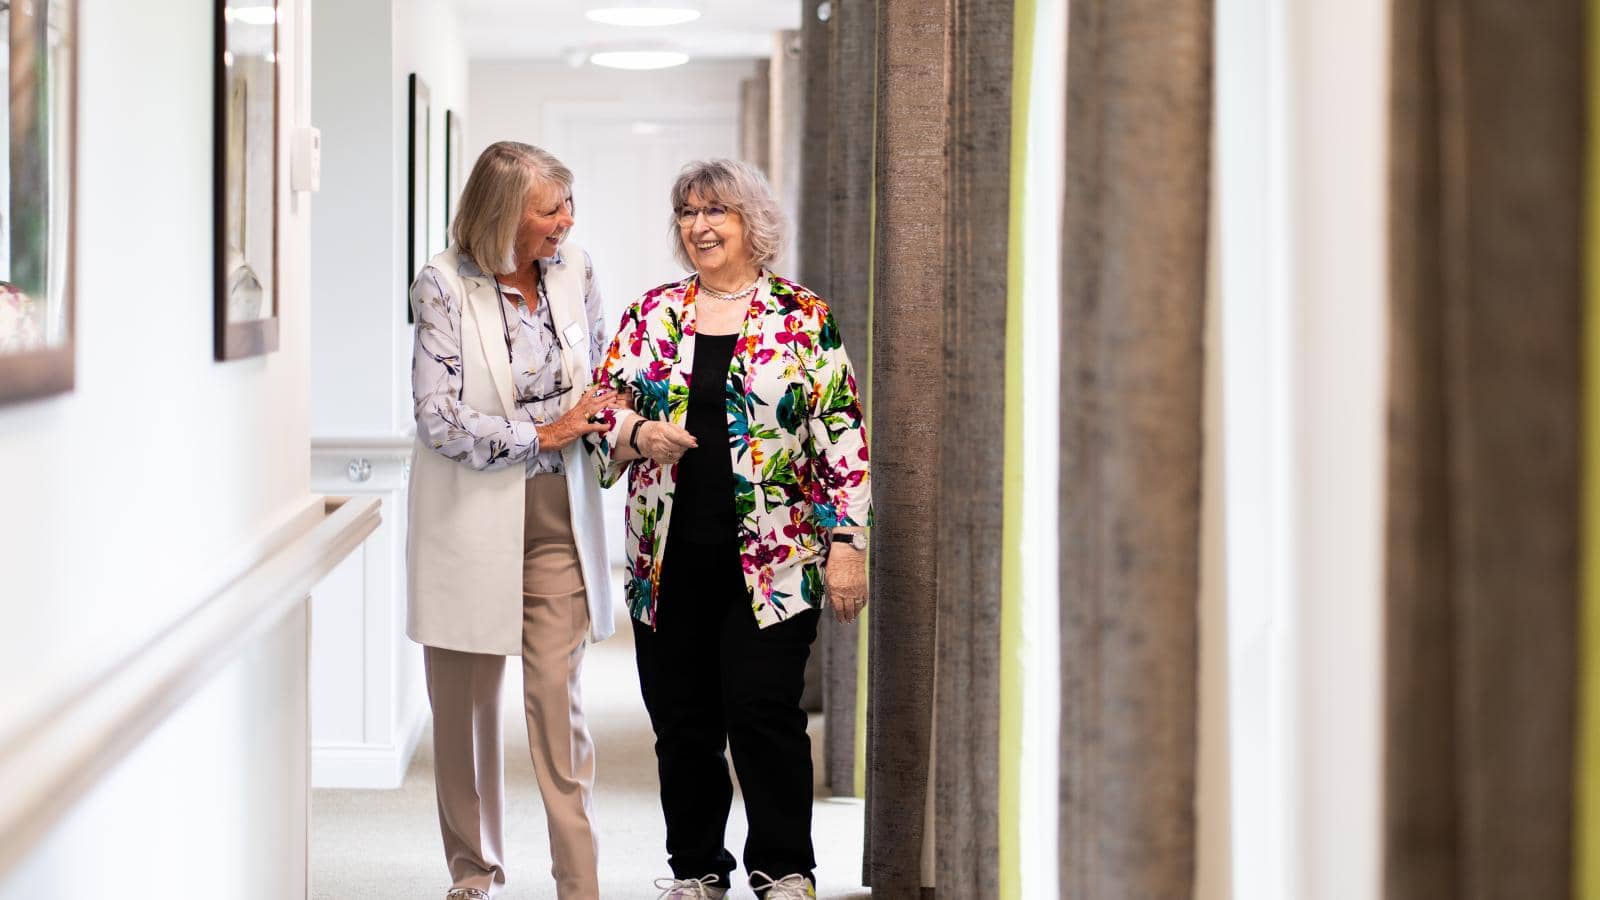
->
<box><xmin>224</xmin><ymin>6</ymin><xmax>278</xmax><ymax>26</ymax></box>
<box><xmin>585</xmin><ymin>7</ymin><xmax>702</xmax><ymax>28</ymax></box>
<box><xmin>589</xmin><ymin>50</ymin><xmax>690</xmax><ymax>70</ymax></box>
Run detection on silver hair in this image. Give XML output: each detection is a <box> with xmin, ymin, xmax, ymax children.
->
<box><xmin>452</xmin><ymin>141</ymin><xmax>573</xmax><ymax>275</ymax></box>
<box><xmin>668</xmin><ymin>158</ymin><xmax>787</xmax><ymax>272</ymax></box>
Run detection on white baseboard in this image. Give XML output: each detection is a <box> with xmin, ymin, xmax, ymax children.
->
<box><xmin>311</xmin><ymin>701</ymin><xmax>429</xmax><ymax>790</ymax></box>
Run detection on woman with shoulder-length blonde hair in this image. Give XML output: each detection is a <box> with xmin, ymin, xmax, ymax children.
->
<box><xmin>585</xmin><ymin>159</ymin><xmax>872</xmax><ymax>900</ymax></box>
<box><xmin>407</xmin><ymin>140</ymin><xmax>626</xmax><ymax>900</ymax></box>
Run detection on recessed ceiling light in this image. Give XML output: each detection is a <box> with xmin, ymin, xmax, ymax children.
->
<box><xmin>224</xmin><ymin>6</ymin><xmax>278</xmax><ymax>26</ymax></box>
<box><xmin>589</xmin><ymin>50</ymin><xmax>691</xmax><ymax>70</ymax></box>
<box><xmin>585</xmin><ymin>7</ymin><xmax>702</xmax><ymax>28</ymax></box>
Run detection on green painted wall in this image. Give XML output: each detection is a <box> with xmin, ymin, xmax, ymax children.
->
<box><xmin>1576</xmin><ymin>0</ymin><xmax>1600</xmax><ymax>890</ymax></box>
<box><xmin>999</xmin><ymin>0</ymin><xmax>1038</xmax><ymax>896</ymax></box>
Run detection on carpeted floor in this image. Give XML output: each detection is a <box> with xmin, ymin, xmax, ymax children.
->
<box><xmin>310</xmin><ymin>597</ymin><xmax>870</xmax><ymax>899</ymax></box>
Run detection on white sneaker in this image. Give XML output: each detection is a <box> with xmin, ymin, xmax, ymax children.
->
<box><xmin>653</xmin><ymin>873</ymin><xmax>729</xmax><ymax>899</ymax></box>
<box><xmin>750</xmin><ymin>871</ymin><xmax>816</xmax><ymax>899</ymax></box>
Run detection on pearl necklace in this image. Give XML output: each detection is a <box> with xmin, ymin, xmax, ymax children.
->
<box><xmin>698</xmin><ymin>274</ymin><xmax>761</xmax><ymax>302</ymax></box>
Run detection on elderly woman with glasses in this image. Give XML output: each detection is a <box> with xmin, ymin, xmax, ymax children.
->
<box><xmin>406</xmin><ymin>140</ymin><xmax>626</xmax><ymax>900</ymax></box>
<box><xmin>585</xmin><ymin>159</ymin><xmax>873</xmax><ymax>900</ymax></box>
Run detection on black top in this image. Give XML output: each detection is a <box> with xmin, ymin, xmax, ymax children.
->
<box><xmin>668</xmin><ymin>332</ymin><xmax>741</xmax><ymax>544</ymax></box>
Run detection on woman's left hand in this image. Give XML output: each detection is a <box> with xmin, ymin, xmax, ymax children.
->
<box><xmin>827</xmin><ymin>544</ymin><xmax>868</xmax><ymax>624</ymax></box>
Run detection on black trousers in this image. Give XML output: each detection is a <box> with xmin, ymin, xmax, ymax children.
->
<box><xmin>633</xmin><ymin>533</ymin><xmax>820</xmax><ymax>890</ymax></box>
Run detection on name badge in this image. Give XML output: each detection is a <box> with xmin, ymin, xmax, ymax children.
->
<box><xmin>562</xmin><ymin>322</ymin><xmax>585</xmax><ymax>349</ymax></box>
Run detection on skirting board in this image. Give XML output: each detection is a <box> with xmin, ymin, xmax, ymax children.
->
<box><xmin>312</xmin><ymin>697</ymin><xmax>429</xmax><ymax>790</ymax></box>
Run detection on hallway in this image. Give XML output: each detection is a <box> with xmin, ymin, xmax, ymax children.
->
<box><xmin>310</xmin><ymin>572</ymin><xmax>870</xmax><ymax>899</ymax></box>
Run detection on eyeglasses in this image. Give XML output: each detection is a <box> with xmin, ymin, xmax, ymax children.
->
<box><xmin>676</xmin><ymin>204</ymin><xmax>729</xmax><ymax>226</ymax></box>
<box><xmin>493</xmin><ymin>277</ymin><xmax>574</xmax><ymax>413</ymax></box>
<box><xmin>516</xmin><ymin>378</ymin><xmax>572</xmax><ymax>407</ymax></box>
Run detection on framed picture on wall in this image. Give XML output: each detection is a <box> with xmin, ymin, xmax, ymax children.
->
<box><xmin>213</xmin><ymin>0</ymin><xmax>279</xmax><ymax>361</ymax></box>
<box><xmin>406</xmin><ymin>74</ymin><xmax>430</xmax><ymax>323</ymax></box>
<box><xmin>444</xmin><ymin>109</ymin><xmax>463</xmax><ymax>244</ymax></box>
<box><xmin>0</xmin><ymin>0</ymin><xmax>78</xmax><ymax>405</ymax></box>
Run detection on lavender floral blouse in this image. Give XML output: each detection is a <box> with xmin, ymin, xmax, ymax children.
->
<box><xmin>411</xmin><ymin>249</ymin><xmax>605</xmax><ymax>476</ymax></box>
<box><xmin>585</xmin><ymin>272</ymin><xmax>873</xmax><ymax>629</ymax></box>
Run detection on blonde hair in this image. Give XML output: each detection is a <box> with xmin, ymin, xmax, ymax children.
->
<box><xmin>452</xmin><ymin>141</ymin><xmax>573</xmax><ymax>275</ymax></box>
<box><xmin>668</xmin><ymin>158</ymin><xmax>786</xmax><ymax>272</ymax></box>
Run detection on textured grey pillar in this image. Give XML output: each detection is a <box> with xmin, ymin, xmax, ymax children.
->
<box><xmin>935</xmin><ymin>0</ymin><xmax>1013</xmax><ymax>893</ymax></box>
<box><xmin>865</xmin><ymin>0</ymin><xmax>946</xmax><ymax>893</ymax></box>
<box><xmin>799</xmin><ymin>0</ymin><xmax>832</xmax><ymax>292</ymax></box>
<box><xmin>1058</xmin><ymin>0</ymin><xmax>1211</xmax><ymax>897</ymax></box>
<box><xmin>826</xmin><ymin>0</ymin><xmax>875</xmax><ymax>370</ymax></box>
<box><xmin>738</xmin><ymin>62</ymin><xmax>771</xmax><ymax>175</ymax></box>
<box><xmin>768</xmin><ymin>30</ymin><xmax>803</xmax><ymax>276</ymax></box>
<box><xmin>794</xmin><ymin>1</ymin><xmax>833</xmax><ymax>716</ymax></box>
<box><xmin>821</xmin><ymin>0</ymin><xmax>877</xmax><ymax>799</ymax></box>
<box><xmin>1383</xmin><ymin>1</ymin><xmax>1583</xmax><ymax>897</ymax></box>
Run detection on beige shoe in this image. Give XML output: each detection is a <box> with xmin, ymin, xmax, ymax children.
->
<box><xmin>750</xmin><ymin>871</ymin><xmax>816</xmax><ymax>899</ymax></box>
<box><xmin>653</xmin><ymin>873</ymin><xmax>729</xmax><ymax>899</ymax></box>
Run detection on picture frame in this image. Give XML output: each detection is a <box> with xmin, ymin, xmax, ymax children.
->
<box><xmin>213</xmin><ymin>0</ymin><xmax>280</xmax><ymax>361</ymax></box>
<box><xmin>0</xmin><ymin>0</ymin><xmax>78</xmax><ymax>405</ymax></box>
<box><xmin>444</xmin><ymin>108</ymin><xmax>463</xmax><ymax>244</ymax></box>
<box><xmin>406</xmin><ymin>73</ymin><xmax>430</xmax><ymax>323</ymax></box>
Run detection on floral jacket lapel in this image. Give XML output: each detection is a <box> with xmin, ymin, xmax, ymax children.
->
<box><xmin>727</xmin><ymin>273</ymin><xmax>779</xmax><ymax>481</ymax></box>
<box><xmin>663</xmin><ymin>279</ymin><xmax>697</xmax><ymax>427</ymax></box>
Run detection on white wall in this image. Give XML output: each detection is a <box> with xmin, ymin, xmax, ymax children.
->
<box><xmin>1016</xmin><ymin>0</ymin><xmax>1064</xmax><ymax>894</ymax></box>
<box><xmin>0</xmin><ymin>0</ymin><xmax>316</xmax><ymax>895</ymax></box>
<box><xmin>1214</xmin><ymin>0</ymin><xmax>1293</xmax><ymax>895</ymax></box>
<box><xmin>310</xmin><ymin>0</ymin><xmax>467</xmax><ymax>437</ymax></box>
<box><xmin>308</xmin><ymin>0</ymin><xmax>398</xmax><ymax>438</ymax></box>
<box><xmin>306</xmin><ymin>0</ymin><xmax>468</xmax><ymax>788</ymax></box>
<box><xmin>1284</xmin><ymin>1</ymin><xmax>1390</xmax><ymax>895</ymax></box>
<box><xmin>1213</xmin><ymin>0</ymin><xmax>1391</xmax><ymax>897</ymax></box>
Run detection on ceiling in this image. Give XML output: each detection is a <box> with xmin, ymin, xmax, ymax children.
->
<box><xmin>454</xmin><ymin>0</ymin><xmax>803</xmax><ymax>62</ymax></box>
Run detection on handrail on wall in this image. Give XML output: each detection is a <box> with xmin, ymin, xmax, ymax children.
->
<box><xmin>0</xmin><ymin>495</ymin><xmax>382</xmax><ymax>877</ymax></box>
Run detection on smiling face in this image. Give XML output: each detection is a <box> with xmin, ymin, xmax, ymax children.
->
<box><xmin>510</xmin><ymin>181</ymin><xmax>574</xmax><ymax>271</ymax></box>
<box><xmin>679</xmin><ymin>189</ymin><xmax>754</xmax><ymax>281</ymax></box>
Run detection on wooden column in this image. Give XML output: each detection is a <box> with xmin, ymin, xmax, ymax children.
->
<box><xmin>1058</xmin><ymin>0</ymin><xmax>1211</xmax><ymax>896</ymax></box>
<box><xmin>1384</xmin><ymin>1</ymin><xmax>1584</xmax><ymax>897</ymax></box>
<box><xmin>864</xmin><ymin>0</ymin><xmax>947</xmax><ymax>893</ymax></box>
<box><xmin>935</xmin><ymin>0</ymin><xmax>1013</xmax><ymax>894</ymax></box>
<box><xmin>820</xmin><ymin>0</ymin><xmax>877</xmax><ymax>799</ymax></box>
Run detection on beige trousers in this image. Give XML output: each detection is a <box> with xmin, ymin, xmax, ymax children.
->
<box><xmin>423</xmin><ymin>474</ymin><xmax>598</xmax><ymax>899</ymax></box>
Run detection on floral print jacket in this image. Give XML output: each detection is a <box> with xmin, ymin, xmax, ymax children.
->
<box><xmin>584</xmin><ymin>272</ymin><xmax>873</xmax><ymax>629</ymax></box>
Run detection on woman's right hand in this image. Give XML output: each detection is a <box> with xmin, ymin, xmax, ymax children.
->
<box><xmin>537</xmin><ymin>386</ymin><xmax>619</xmax><ymax>453</ymax></box>
<box><xmin>636</xmin><ymin>420</ymin><xmax>698</xmax><ymax>465</ymax></box>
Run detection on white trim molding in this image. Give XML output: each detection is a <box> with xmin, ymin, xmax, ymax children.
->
<box><xmin>309</xmin><ymin>437</ymin><xmax>423</xmax><ymax>789</ymax></box>
<box><xmin>0</xmin><ymin>495</ymin><xmax>381</xmax><ymax>877</ymax></box>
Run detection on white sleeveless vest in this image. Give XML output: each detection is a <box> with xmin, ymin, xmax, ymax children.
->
<box><xmin>406</xmin><ymin>242</ymin><xmax>617</xmax><ymax>653</ymax></box>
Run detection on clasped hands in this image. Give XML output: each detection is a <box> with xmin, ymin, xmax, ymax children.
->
<box><xmin>540</xmin><ymin>383</ymin><xmax>697</xmax><ymax>465</ymax></box>
<box><xmin>535</xmin><ymin>384</ymin><xmax>631</xmax><ymax>452</ymax></box>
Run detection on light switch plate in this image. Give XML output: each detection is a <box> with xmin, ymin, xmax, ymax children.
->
<box><xmin>291</xmin><ymin>126</ymin><xmax>321</xmax><ymax>192</ymax></box>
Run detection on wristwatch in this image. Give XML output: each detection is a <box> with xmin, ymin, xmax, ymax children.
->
<box><xmin>831</xmin><ymin>530</ymin><xmax>868</xmax><ymax>552</ymax></box>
